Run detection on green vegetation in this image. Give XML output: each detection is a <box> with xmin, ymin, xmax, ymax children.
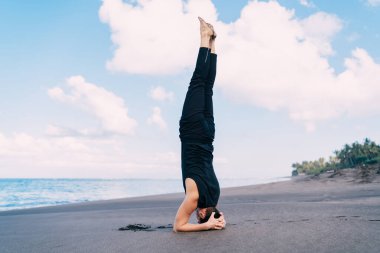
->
<box><xmin>291</xmin><ymin>138</ymin><xmax>380</xmax><ymax>176</ymax></box>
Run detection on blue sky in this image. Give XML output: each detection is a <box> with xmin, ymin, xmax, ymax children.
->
<box><xmin>0</xmin><ymin>0</ymin><xmax>379</xmax><ymax>179</ymax></box>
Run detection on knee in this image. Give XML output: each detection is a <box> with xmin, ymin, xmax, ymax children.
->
<box><xmin>190</xmin><ymin>68</ymin><xmax>206</xmax><ymax>84</ymax></box>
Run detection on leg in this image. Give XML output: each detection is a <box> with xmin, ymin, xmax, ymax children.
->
<box><xmin>180</xmin><ymin>47</ymin><xmax>210</xmax><ymax>121</ymax></box>
<box><xmin>179</xmin><ymin>17</ymin><xmax>214</xmax><ymax>142</ymax></box>
<box><xmin>203</xmin><ymin>35</ymin><xmax>217</xmax><ymax>140</ymax></box>
<box><xmin>205</xmin><ymin>53</ymin><xmax>216</xmax><ymax>119</ymax></box>
<box><xmin>205</xmin><ymin>25</ymin><xmax>216</xmax><ymax>119</ymax></box>
<box><xmin>180</xmin><ymin>17</ymin><xmax>213</xmax><ymax>121</ymax></box>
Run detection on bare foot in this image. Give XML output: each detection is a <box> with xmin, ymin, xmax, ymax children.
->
<box><xmin>198</xmin><ymin>17</ymin><xmax>213</xmax><ymax>38</ymax></box>
<box><xmin>207</xmin><ymin>23</ymin><xmax>217</xmax><ymax>40</ymax></box>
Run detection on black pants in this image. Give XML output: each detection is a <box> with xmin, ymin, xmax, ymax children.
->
<box><xmin>179</xmin><ymin>47</ymin><xmax>216</xmax><ymax>143</ymax></box>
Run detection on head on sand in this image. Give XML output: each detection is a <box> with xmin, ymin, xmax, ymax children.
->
<box><xmin>196</xmin><ymin>207</ymin><xmax>221</xmax><ymax>224</ymax></box>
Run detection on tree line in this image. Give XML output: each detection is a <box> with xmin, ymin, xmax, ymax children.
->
<box><xmin>291</xmin><ymin>138</ymin><xmax>380</xmax><ymax>176</ymax></box>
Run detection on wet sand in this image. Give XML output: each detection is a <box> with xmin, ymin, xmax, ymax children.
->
<box><xmin>1</xmin><ymin>173</ymin><xmax>379</xmax><ymax>253</ymax></box>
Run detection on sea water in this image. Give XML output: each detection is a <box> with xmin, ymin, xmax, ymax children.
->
<box><xmin>0</xmin><ymin>177</ymin><xmax>289</xmax><ymax>211</ymax></box>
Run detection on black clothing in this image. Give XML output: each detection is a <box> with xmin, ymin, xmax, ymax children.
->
<box><xmin>179</xmin><ymin>47</ymin><xmax>220</xmax><ymax>208</ymax></box>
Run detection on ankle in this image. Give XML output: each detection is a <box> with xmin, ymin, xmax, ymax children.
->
<box><xmin>201</xmin><ymin>36</ymin><xmax>211</xmax><ymax>48</ymax></box>
<box><xmin>210</xmin><ymin>39</ymin><xmax>216</xmax><ymax>53</ymax></box>
<box><xmin>200</xmin><ymin>41</ymin><xmax>210</xmax><ymax>48</ymax></box>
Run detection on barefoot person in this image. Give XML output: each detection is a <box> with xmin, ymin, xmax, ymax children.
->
<box><xmin>173</xmin><ymin>17</ymin><xmax>226</xmax><ymax>232</ymax></box>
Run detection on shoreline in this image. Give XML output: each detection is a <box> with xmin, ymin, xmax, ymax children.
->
<box><xmin>0</xmin><ymin>176</ymin><xmax>291</xmax><ymax>213</ymax></box>
<box><xmin>1</xmin><ymin>173</ymin><xmax>379</xmax><ymax>253</ymax></box>
<box><xmin>0</xmin><ymin>173</ymin><xmax>377</xmax><ymax>216</ymax></box>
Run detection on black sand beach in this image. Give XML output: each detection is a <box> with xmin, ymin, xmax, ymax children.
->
<box><xmin>1</xmin><ymin>172</ymin><xmax>380</xmax><ymax>253</ymax></box>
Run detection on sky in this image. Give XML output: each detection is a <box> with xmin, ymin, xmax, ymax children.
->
<box><xmin>0</xmin><ymin>0</ymin><xmax>379</xmax><ymax>179</ymax></box>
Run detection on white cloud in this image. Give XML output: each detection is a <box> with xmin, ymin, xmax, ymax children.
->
<box><xmin>99</xmin><ymin>0</ymin><xmax>380</xmax><ymax>131</ymax></box>
<box><xmin>300</xmin><ymin>12</ymin><xmax>342</xmax><ymax>56</ymax></box>
<box><xmin>48</xmin><ymin>75</ymin><xmax>138</xmax><ymax>135</ymax></box>
<box><xmin>98</xmin><ymin>0</ymin><xmax>217</xmax><ymax>75</ymax></box>
<box><xmin>367</xmin><ymin>0</ymin><xmax>380</xmax><ymax>6</ymax></box>
<box><xmin>46</xmin><ymin>124</ymin><xmax>66</xmax><ymax>136</ymax></box>
<box><xmin>299</xmin><ymin>0</ymin><xmax>315</xmax><ymax>8</ymax></box>
<box><xmin>0</xmin><ymin>130</ymin><xmax>180</xmax><ymax>178</ymax></box>
<box><xmin>45</xmin><ymin>124</ymin><xmax>103</xmax><ymax>137</ymax></box>
<box><xmin>147</xmin><ymin>106</ymin><xmax>167</xmax><ymax>130</ymax></box>
<box><xmin>149</xmin><ymin>86</ymin><xmax>174</xmax><ymax>101</ymax></box>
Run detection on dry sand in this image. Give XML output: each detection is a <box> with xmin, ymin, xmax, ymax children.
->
<box><xmin>1</xmin><ymin>172</ymin><xmax>379</xmax><ymax>253</ymax></box>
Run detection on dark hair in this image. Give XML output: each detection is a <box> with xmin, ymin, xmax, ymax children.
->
<box><xmin>197</xmin><ymin>207</ymin><xmax>221</xmax><ymax>224</ymax></box>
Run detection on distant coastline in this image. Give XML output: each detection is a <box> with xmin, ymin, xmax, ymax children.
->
<box><xmin>291</xmin><ymin>138</ymin><xmax>380</xmax><ymax>180</ymax></box>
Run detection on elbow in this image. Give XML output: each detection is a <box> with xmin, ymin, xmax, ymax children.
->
<box><xmin>172</xmin><ymin>222</ymin><xmax>182</xmax><ymax>233</ymax></box>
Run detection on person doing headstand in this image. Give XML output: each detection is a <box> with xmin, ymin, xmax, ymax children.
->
<box><xmin>173</xmin><ymin>17</ymin><xmax>226</xmax><ymax>232</ymax></box>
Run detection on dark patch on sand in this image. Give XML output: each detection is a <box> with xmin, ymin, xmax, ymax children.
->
<box><xmin>118</xmin><ymin>224</ymin><xmax>155</xmax><ymax>232</ymax></box>
<box><xmin>156</xmin><ymin>224</ymin><xmax>173</xmax><ymax>229</ymax></box>
<box><xmin>118</xmin><ymin>223</ymin><xmax>173</xmax><ymax>232</ymax></box>
<box><xmin>368</xmin><ymin>219</ymin><xmax>380</xmax><ymax>221</ymax></box>
<box><xmin>286</xmin><ymin>219</ymin><xmax>309</xmax><ymax>223</ymax></box>
<box><xmin>335</xmin><ymin>215</ymin><xmax>346</xmax><ymax>218</ymax></box>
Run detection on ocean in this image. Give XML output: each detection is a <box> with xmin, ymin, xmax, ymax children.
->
<box><xmin>0</xmin><ymin>177</ymin><xmax>289</xmax><ymax>211</ymax></box>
